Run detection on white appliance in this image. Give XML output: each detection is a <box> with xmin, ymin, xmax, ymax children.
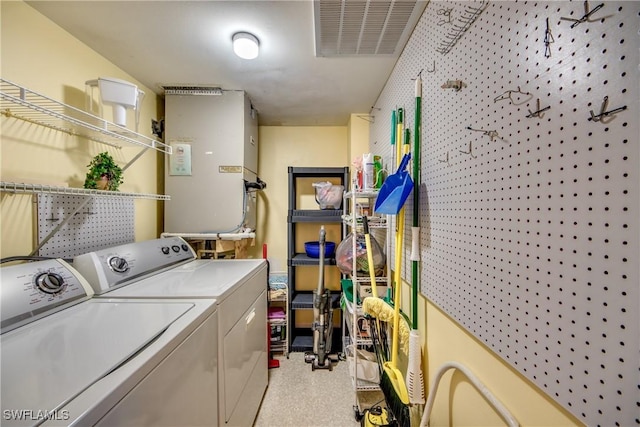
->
<box><xmin>85</xmin><ymin>77</ymin><xmax>145</xmax><ymax>130</ymax></box>
<box><xmin>163</xmin><ymin>88</ymin><xmax>259</xmax><ymax>233</ymax></box>
<box><xmin>73</xmin><ymin>237</ymin><xmax>268</xmax><ymax>427</ymax></box>
<box><xmin>1</xmin><ymin>259</ymin><xmax>218</xmax><ymax>427</ymax></box>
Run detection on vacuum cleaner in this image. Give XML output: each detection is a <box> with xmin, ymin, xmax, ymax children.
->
<box><xmin>304</xmin><ymin>225</ymin><xmax>338</xmax><ymax>370</ymax></box>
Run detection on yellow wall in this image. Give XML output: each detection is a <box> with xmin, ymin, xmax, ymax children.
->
<box><xmin>252</xmin><ymin>126</ymin><xmax>349</xmax><ymax>268</ymax></box>
<box><xmin>1</xmin><ymin>1</ymin><xmax>162</xmax><ymax>258</ymax></box>
<box><xmin>347</xmin><ymin>113</ymin><xmax>371</xmax><ymax>185</ymax></box>
<box><xmin>419</xmin><ymin>294</ymin><xmax>582</xmax><ymax>426</ymax></box>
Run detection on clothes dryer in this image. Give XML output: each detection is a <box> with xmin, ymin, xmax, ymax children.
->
<box><xmin>73</xmin><ymin>237</ymin><xmax>268</xmax><ymax>427</ymax></box>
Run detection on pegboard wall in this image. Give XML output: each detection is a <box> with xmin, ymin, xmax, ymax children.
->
<box><xmin>37</xmin><ymin>194</ymin><xmax>134</xmax><ymax>258</ymax></box>
<box><xmin>369</xmin><ymin>1</ymin><xmax>639</xmax><ymax>426</ymax></box>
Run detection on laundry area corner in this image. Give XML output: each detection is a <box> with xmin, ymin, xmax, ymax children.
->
<box><xmin>2</xmin><ymin>1</ymin><xmax>638</xmax><ymax>427</ymax></box>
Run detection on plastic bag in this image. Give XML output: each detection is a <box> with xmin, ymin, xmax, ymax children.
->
<box><xmin>335</xmin><ymin>232</ymin><xmax>385</xmax><ymax>276</ymax></box>
<box><xmin>312</xmin><ymin>181</ymin><xmax>344</xmax><ymax>209</ymax></box>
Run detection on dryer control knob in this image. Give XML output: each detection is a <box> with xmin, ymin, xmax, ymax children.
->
<box><xmin>108</xmin><ymin>256</ymin><xmax>129</xmax><ymax>273</ymax></box>
<box><xmin>181</xmin><ymin>244</ymin><xmax>189</xmax><ymax>252</ymax></box>
<box><xmin>161</xmin><ymin>246</ymin><xmax>170</xmax><ymax>255</ymax></box>
<box><xmin>171</xmin><ymin>245</ymin><xmax>180</xmax><ymax>253</ymax></box>
<box><xmin>35</xmin><ymin>272</ymin><xmax>65</xmax><ymax>294</ymax></box>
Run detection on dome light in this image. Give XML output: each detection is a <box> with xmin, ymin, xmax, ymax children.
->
<box><xmin>232</xmin><ymin>32</ymin><xmax>260</xmax><ymax>60</ymax></box>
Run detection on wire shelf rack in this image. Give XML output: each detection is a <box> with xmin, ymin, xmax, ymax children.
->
<box><xmin>0</xmin><ymin>78</ymin><xmax>171</xmax><ymax>154</ymax></box>
<box><xmin>1</xmin><ymin>181</ymin><xmax>170</xmax><ymax>201</ymax></box>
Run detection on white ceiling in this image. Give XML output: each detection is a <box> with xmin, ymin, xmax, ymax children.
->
<box><xmin>27</xmin><ymin>1</ymin><xmax>427</xmax><ymax>126</ymax></box>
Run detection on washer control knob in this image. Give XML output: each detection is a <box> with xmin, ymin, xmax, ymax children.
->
<box><xmin>35</xmin><ymin>272</ymin><xmax>65</xmax><ymax>294</ymax></box>
<box><xmin>171</xmin><ymin>245</ymin><xmax>180</xmax><ymax>253</ymax></box>
<box><xmin>161</xmin><ymin>246</ymin><xmax>170</xmax><ymax>255</ymax></box>
<box><xmin>108</xmin><ymin>256</ymin><xmax>129</xmax><ymax>273</ymax></box>
<box><xmin>181</xmin><ymin>244</ymin><xmax>189</xmax><ymax>252</ymax></box>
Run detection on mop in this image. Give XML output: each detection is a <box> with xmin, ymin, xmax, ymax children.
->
<box><xmin>406</xmin><ymin>73</ymin><xmax>426</xmax><ymax>405</ymax></box>
<box><xmin>358</xmin><ymin>216</ymin><xmax>393</xmax><ymax>426</ymax></box>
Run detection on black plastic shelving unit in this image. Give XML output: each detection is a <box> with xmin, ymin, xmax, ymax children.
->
<box><xmin>287</xmin><ymin>166</ymin><xmax>349</xmax><ymax>353</ymax></box>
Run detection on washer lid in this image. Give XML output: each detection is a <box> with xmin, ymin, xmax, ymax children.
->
<box><xmin>105</xmin><ymin>259</ymin><xmax>265</xmax><ymax>300</ymax></box>
<box><xmin>1</xmin><ymin>299</ymin><xmax>194</xmax><ymax>424</ymax></box>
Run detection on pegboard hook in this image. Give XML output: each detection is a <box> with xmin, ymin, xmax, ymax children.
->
<box><xmin>526</xmin><ymin>99</ymin><xmax>551</xmax><ymax>119</ymax></box>
<box><xmin>459</xmin><ymin>141</ymin><xmax>477</xmax><ymax>159</ymax></box>
<box><xmin>441</xmin><ymin>80</ymin><xmax>466</xmax><ymax>91</ymax></box>
<box><xmin>560</xmin><ymin>1</ymin><xmax>604</xmax><ymax>28</ymax></box>
<box><xmin>437</xmin><ymin>7</ymin><xmax>453</xmax><ymax>26</ymax></box>
<box><xmin>438</xmin><ymin>151</ymin><xmax>450</xmax><ymax>167</ymax></box>
<box><xmin>588</xmin><ymin>96</ymin><xmax>627</xmax><ymax>123</ymax></box>
<box><xmin>467</xmin><ymin>126</ymin><xmax>503</xmax><ymax>142</ymax></box>
<box><xmin>494</xmin><ymin>87</ymin><xmax>533</xmax><ymax>105</ymax></box>
<box><xmin>544</xmin><ymin>17</ymin><xmax>554</xmax><ymax>58</ymax></box>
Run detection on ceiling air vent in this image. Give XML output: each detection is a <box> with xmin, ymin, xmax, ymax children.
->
<box><xmin>313</xmin><ymin>0</ymin><xmax>427</xmax><ymax>57</ymax></box>
<box><xmin>161</xmin><ymin>85</ymin><xmax>223</xmax><ymax>96</ymax></box>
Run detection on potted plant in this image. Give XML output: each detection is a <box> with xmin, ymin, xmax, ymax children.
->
<box><xmin>83</xmin><ymin>152</ymin><xmax>123</xmax><ymax>191</ymax></box>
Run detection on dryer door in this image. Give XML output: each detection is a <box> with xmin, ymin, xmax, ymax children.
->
<box><xmin>222</xmin><ymin>289</ymin><xmax>267</xmax><ymax>425</ymax></box>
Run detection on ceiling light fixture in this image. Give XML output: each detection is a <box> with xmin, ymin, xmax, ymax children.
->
<box><xmin>232</xmin><ymin>32</ymin><xmax>260</xmax><ymax>60</ymax></box>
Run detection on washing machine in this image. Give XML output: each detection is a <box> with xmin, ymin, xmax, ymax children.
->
<box><xmin>1</xmin><ymin>258</ymin><xmax>218</xmax><ymax>427</ymax></box>
<box><xmin>72</xmin><ymin>237</ymin><xmax>268</xmax><ymax>427</ymax></box>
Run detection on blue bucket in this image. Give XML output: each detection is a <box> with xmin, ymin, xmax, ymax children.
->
<box><xmin>304</xmin><ymin>241</ymin><xmax>336</xmax><ymax>258</ymax></box>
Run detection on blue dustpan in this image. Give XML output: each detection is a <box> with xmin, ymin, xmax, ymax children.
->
<box><xmin>374</xmin><ymin>153</ymin><xmax>414</xmax><ymax>215</ymax></box>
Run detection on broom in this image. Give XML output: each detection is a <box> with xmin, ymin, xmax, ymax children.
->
<box><xmin>362</xmin><ymin>216</ymin><xmax>411</xmax><ymax>353</ymax></box>
<box><xmin>378</xmin><ymin>127</ymin><xmax>411</xmax><ymax>427</ymax></box>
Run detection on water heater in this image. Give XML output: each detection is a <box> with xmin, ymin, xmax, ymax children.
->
<box><xmin>163</xmin><ymin>87</ymin><xmax>259</xmax><ymax>233</ymax></box>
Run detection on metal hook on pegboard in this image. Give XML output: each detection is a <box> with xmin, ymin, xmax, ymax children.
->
<box><xmin>526</xmin><ymin>99</ymin><xmax>551</xmax><ymax>119</ymax></box>
<box><xmin>467</xmin><ymin>126</ymin><xmax>503</xmax><ymax>142</ymax></box>
<box><xmin>437</xmin><ymin>7</ymin><xmax>453</xmax><ymax>26</ymax></box>
<box><xmin>588</xmin><ymin>96</ymin><xmax>627</xmax><ymax>123</ymax></box>
<box><xmin>438</xmin><ymin>151</ymin><xmax>450</xmax><ymax>167</ymax></box>
<box><xmin>426</xmin><ymin>61</ymin><xmax>436</xmax><ymax>73</ymax></box>
<box><xmin>544</xmin><ymin>17</ymin><xmax>554</xmax><ymax>58</ymax></box>
<box><xmin>441</xmin><ymin>80</ymin><xmax>467</xmax><ymax>91</ymax></box>
<box><xmin>459</xmin><ymin>141</ymin><xmax>477</xmax><ymax>159</ymax></box>
<box><xmin>494</xmin><ymin>87</ymin><xmax>533</xmax><ymax>105</ymax></box>
<box><xmin>560</xmin><ymin>1</ymin><xmax>604</xmax><ymax>28</ymax></box>
<box><xmin>436</xmin><ymin>0</ymin><xmax>488</xmax><ymax>55</ymax></box>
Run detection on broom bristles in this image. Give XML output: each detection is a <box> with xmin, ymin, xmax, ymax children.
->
<box><xmin>381</xmin><ymin>370</ymin><xmax>411</xmax><ymax>427</ymax></box>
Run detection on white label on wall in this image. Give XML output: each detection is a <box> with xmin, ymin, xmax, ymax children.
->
<box><xmin>168</xmin><ymin>142</ymin><xmax>192</xmax><ymax>176</ymax></box>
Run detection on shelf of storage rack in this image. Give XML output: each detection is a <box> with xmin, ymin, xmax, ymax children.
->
<box><xmin>342</xmin><ymin>298</ymin><xmax>373</xmax><ymax>346</ymax></box>
<box><xmin>347</xmin><ymin>356</ymin><xmax>382</xmax><ymax>391</ymax></box>
<box><xmin>342</xmin><ymin>187</ymin><xmax>392</xmax><ymax>395</ymax></box>
<box><xmin>268</xmin><ymin>272</ymin><xmax>288</xmax><ymax>357</ymax></box>
<box><xmin>0</xmin><ymin>78</ymin><xmax>171</xmax><ymax>154</ymax></box>
<box><xmin>0</xmin><ymin>181</ymin><xmax>169</xmax><ymax>201</ymax></box>
<box><xmin>287</xmin><ymin>166</ymin><xmax>349</xmax><ymax>353</ymax></box>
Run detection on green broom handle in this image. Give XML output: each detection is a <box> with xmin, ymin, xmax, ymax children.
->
<box><xmin>411</xmin><ymin>76</ymin><xmax>422</xmax><ymax>330</ymax></box>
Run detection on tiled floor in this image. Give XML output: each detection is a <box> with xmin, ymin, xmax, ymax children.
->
<box><xmin>254</xmin><ymin>353</ymin><xmax>384</xmax><ymax>427</ymax></box>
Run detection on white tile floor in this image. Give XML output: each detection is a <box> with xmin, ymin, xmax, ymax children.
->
<box><xmin>254</xmin><ymin>353</ymin><xmax>384</xmax><ymax>427</ymax></box>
